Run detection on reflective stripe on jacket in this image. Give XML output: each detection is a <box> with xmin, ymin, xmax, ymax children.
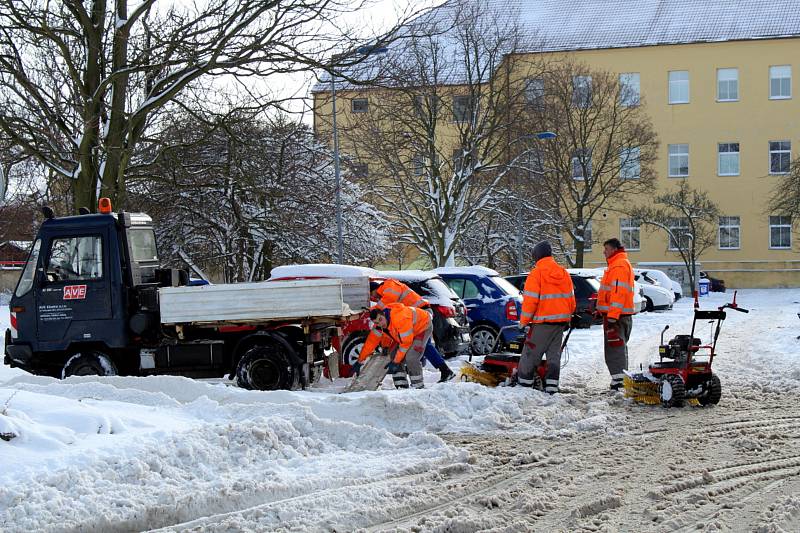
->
<box><xmin>383</xmin><ymin>303</ymin><xmax>431</xmax><ymax>363</ymax></box>
<box><xmin>357</xmin><ymin>327</ymin><xmax>395</xmax><ymax>363</ymax></box>
<box><xmin>520</xmin><ymin>256</ymin><xmax>576</xmax><ymax>326</ymax></box>
<box><xmin>597</xmin><ymin>250</ymin><xmax>636</xmax><ymax>320</ymax></box>
<box><xmin>375</xmin><ymin>279</ymin><xmax>429</xmax><ymax>309</ymax></box>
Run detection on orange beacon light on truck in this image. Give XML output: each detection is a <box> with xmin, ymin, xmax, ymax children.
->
<box><xmin>98</xmin><ymin>197</ymin><xmax>112</xmax><ymax>214</ymax></box>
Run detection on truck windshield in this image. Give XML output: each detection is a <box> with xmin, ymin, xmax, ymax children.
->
<box><xmin>14</xmin><ymin>239</ymin><xmax>41</xmax><ymax>297</ymax></box>
<box><xmin>129</xmin><ymin>228</ymin><xmax>158</xmax><ymax>262</ymax></box>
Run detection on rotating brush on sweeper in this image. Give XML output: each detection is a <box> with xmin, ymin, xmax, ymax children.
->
<box><xmin>624</xmin><ymin>291</ymin><xmax>748</xmax><ymax>408</ymax></box>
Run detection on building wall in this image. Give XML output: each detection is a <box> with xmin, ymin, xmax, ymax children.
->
<box><xmin>313</xmin><ymin>37</ymin><xmax>800</xmax><ymax>286</ymax></box>
<box><xmin>536</xmin><ymin>39</ymin><xmax>800</xmax><ymax>287</ymax></box>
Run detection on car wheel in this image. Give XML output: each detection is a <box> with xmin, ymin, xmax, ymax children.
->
<box><xmin>471</xmin><ymin>326</ymin><xmax>499</xmax><ymax>356</ymax></box>
<box><xmin>644</xmin><ymin>296</ymin><xmax>654</xmax><ymax>312</ymax></box>
<box><xmin>341</xmin><ymin>333</ymin><xmax>368</xmax><ymax>366</ymax></box>
<box><xmin>62</xmin><ymin>351</ymin><xmax>118</xmax><ymax>378</ymax></box>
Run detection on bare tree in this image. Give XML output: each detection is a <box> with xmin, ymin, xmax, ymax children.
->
<box><xmin>629</xmin><ymin>180</ymin><xmax>720</xmax><ymax>292</ymax></box>
<box><xmin>525</xmin><ymin>60</ymin><xmax>659</xmax><ymax>267</ymax></box>
<box><xmin>337</xmin><ymin>0</ymin><xmax>548</xmax><ymax>267</ymax></box>
<box><xmin>132</xmin><ymin>111</ymin><xmax>390</xmax><ymax>282</ymax></box>
<box><xmin>767</xmin><ymin>153</ymin><xmax>800</xmax><ymax>233</ymax></box>
<box><xmin>0</xmin><ymin>0</ymin><xmax>417</xmax><ymax>213</ymax></box>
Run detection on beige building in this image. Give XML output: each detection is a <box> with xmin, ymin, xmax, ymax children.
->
<box><xmin>314</xmin><ymin>1</ymin><xmax>800</xmax><ymax>287</ymax></box>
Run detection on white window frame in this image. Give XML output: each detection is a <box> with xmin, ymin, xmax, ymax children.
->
<box><xmin>769</xmin><ymin>65</ymin><xmax>792</xmax><ymax>100</ymax></box>
<box><xmin>619</xmin><ymin>73</ymin><xmax>640</xmax><ymax>107</ymax></box>
<box><xmin>571</xmin><ymin>148</ymin><xmax>591</xmax><ymax>181</ymax></box>
<box><xmin>524</xmin><ymin>78</ymin><xmax>545</xmax><ymax>107</ymax></box>
<box><xmin>452</xmin><ymin>95</ymin><xmax>475</xmax><ymax>123</ymax></box>
<box><xmin>769</xmin><ymin>140</ymin><xmax>791</xmax><ymax>174</ymax></box>
<box><xmin>620</xmin><ymin>218</ymin><xmax>641</xmax><ymax>251</ymax></box>
<box><xmin>668</xmin><ymin>143</ymin><xmax>689</xmax><ymax>177</ymax></box>
<box><xmin>668</xmin><ymin>70</ymin><xmax>690</xmax><ymax>104</ymax></box>
<box><xmin>718</xmin><ymin>216</ymin><xmax>741</xmax><ymax>250</ymax></box>
<box><xmin>717</xmin><ymin>68</ymin><xmax>739</xmax><ymax>102</ymax></box>
<box><xmin>572</xmin><ymin>75</ymin><xmax>592</xmax><ymax>108</ymax></box>
<box><xmin>718</xmin><ymin>142</ymin><xmax>740</xmax><ymax>176</ymax></box>
<box><xmin>769</xmin><ymin>215</ymin><xmax>792</xmax><ymax>249</ymax></box>
<box><xmin>619</xmin><ymin>146</ymin><xmax>641</xmax><ymax>180</ymax></box>
<box><xmin>667</xmin><ymin>218</ymin><xmax>690</xmax><ymax>251</ymax></box>
<box><xmin>351</xmin><ymin>98</ymin><xmax>369</xmax><ymax>113</ymax></box>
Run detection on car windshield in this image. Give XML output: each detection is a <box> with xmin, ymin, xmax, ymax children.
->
<box><xmin>492</xmin><ymin>276</ymin><xmax>522</xmax><ymax>297</ymax></box>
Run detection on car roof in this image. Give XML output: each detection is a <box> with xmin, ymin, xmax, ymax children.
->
<box><xmin>269</xmin><ymin>264</ymin><xmax>379</xmax><ymax>279</ymax></box>
<box><xmin>433</xmin><ymin>266</ymin><xmax>501</xmax><ymax>277</ymax></box>
<box><xmin>377</xmin><ymin>270</ymin><xmax>442</xmax><ymax>282</ymax></box>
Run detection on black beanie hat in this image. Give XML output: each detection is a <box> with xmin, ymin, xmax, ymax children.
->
<box><xmin>532</xmin><ymin>240</ymin><xmax>553</xmax><ymax>262</ymax></box>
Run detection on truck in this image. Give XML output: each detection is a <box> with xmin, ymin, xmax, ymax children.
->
<box><xmin>3</xmin><ymin>200</ymin><xmax>368</xmax><ymax>391</ymax></box>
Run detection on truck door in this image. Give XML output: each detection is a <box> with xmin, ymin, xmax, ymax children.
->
<box><xmin>36</xmin><ymin>231</ymin><xmax>112</xmax><ymax>346</ymax></box>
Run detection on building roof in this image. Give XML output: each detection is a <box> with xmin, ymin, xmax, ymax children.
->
<box><xmin>313</xmin><ymin>0</ymin><xmax>800</xmax><ymax>93</ymax></box>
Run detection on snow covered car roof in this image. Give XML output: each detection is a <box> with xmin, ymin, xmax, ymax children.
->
<box><xmin>432</xmin><ymin>266</ymin><xmax>501</xmax><ymax>277</ymax></box>
<box><xmin>378</xmin><ymin>269</ymin><xmax>440</xmax><ymax>282</ymax></box>
<box><xmin>566</xmin><ymin>268</ymin><xmax>605</xmax><ymax>278</ymax></box>
<box><xmin>269</xmin><ymin>264</ymin><xmax>379</xmax><ymax>280</ymax></box>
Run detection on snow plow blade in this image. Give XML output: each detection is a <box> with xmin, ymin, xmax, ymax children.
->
<box><xmin>459</xmin><ymin>362</ymin><xmax>505</xmax><ymax>387</ymax></box>
<box><xmin>623</xmin><ymin>373</ymin><xmax>661</xmax><ymax>405</ymax></box>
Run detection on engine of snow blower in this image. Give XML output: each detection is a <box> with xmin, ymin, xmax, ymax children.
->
<box><xmin>624</xmin><ymin>291</ymin><xmax>748</xmax><ymax>408</ymax></box>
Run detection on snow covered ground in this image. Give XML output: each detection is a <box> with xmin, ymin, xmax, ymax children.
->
<box><xmin>1</xmin><ymin>289</ymin><xmax>800</xmax><ymax>532</ymax></box>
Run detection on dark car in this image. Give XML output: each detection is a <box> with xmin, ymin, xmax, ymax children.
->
<box><xmin>505</xmin><ymin>273</ymin><xmax>599</xmax><ymax>328</ymax></box>
<box><xmin>379</xmin><ymin>270</ymin><xmax>471</xmax><ymax>357</ymax></box>
<box><xmin>700</xmin><ymin>271</ymin><xmax>726</xmax><ymax>292</ymax></box>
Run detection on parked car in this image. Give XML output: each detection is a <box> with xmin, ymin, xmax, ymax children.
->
<box><xmin>269</xmin><ymin>265</ymin><xmax>471</xmax><ymax>370</ymax></box>
<box><xmin>433</xmin><ymin>266</ymin><xmax>526</xmax><ymax>356</ymax></box>
<box><xmin>634</xmin><ymin>268</ymin><xmax>682</xmax><ymax>301</ymax></box>
<box><xmin>700</xmin><ymin>271</ymin><xmax>727</xmax><ymax>292</ymax></box>
<box><xmin>633</xmin><ymin>271</ymin><xmax>675</xmax><ymax>311</ymax></box>
<box><xmin>566</xmin><ymin>268</ymin><xmax>646</xmax><ymax>314</ymax></box>
<box><xmin>378</xmin><ymin>270</ymin><xmax>471</xmax><ymax>358</ymax></box>
<box><xmin>504</xmin><ymin>272</ymin><xmax>599</xmax><ymax>328</ymax></box>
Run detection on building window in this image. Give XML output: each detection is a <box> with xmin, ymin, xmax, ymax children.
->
<box><xmin>668</xmin><ymin>71</ymin><xmax>690</xmax><ymax>104</ymax></box>
<box><xmin>620</xmin><ymin>218</ymin><xmax>641</xmax><ymax>251</ymax></box>
<box><xmin>524</xmin><ymin>78</ymin><xmax>545</xmax><ymax>108</ymax></box>
<box><xmin>572</xmin><ymin>76</ymin><xmax>592</xmax><ymax>108</ymax></box>
<box><xmin>717</xmin><ymin>68</ymin><xmax>739</xmax><ymax>102</ymax></box>
<box><xmin>718</xmin><ymin>143</ymin><xmax>740</xmax><ymax>176</ymax></box>
<box><xmin>414</xmin><ymin>95</ymin><xmax>440</xmax><ymax>118</ymax></box>
<box><xmin>453</xmin><ymin>95</ymin><xmax>475</xmax><ymax>122</ymax></box>
<box><xmin>351</xmin><ymin>98</ymin><xmax>368</xmax><ymax>113</ymax></box>
<box><xmin>412</xmin><ymin>154</ymin><xmax>425</xmax><ymax>176</ymax></box>
<box><xmin>619</xmin><ymin>147</ymin><xmax>641</xmax><ymax>179</ymax></box>
<box><xmin>571</xmin><ymin>148</ymin><xmax>591</xmax><ymax>180</ymax></box>
<box><xmin>350</xmin><ymin>162</ymin><xmax>368</xmax><ymax>179</ymax></box>
<box><xmin>667</xmin><ymin>218</ymin><xmax>690</xmax><ymax>250</ymax></box>
<box><xmin>770</xmin><ymin>65</ymin><xmax>792</xmax><ymax>99</ymax></box>
<box><xmin>718</xmin><ymin>216</ymin><xmax>740</xmax><ymax>249</ymax></box>
<box><xmin>769</xmin><ymin>141</ymin><xmax>791</xmax><ymax>174</ymax></box>
<box><xmin>619</xmin><ymin>73</ymin><xmax>640</xmax><ymax>107</ymax></box>
<box><xmin>668</xmin><ymin>144</ymin><xmax>689</xmax><ymax>177</ymax></box>
<box><xmin>769</xmin><ymin>216</ymin><xmax>792</xmax><ymax>249</ymax></box>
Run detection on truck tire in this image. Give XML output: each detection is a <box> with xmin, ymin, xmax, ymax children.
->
<box><xmin>62</xmin><ymin>352</ymin><xmax>118</xmax><ymax>378</ymax></box>
<box><xmin>236</xmin><ymin>344</ymin><xmax>298</xmax><ymax>391</ymax></box>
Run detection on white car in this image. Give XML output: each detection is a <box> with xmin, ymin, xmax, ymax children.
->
<box><xmin>634</xmin><ymin>268</ymin><xmax>683</xmax><ymax>301</ymax></box>
<box><xmin>633</xmin><ymin>272</ymin><xmax>675</xmax><ymax>311</ymax></box>
<box><xmin>566</xmin><ymin>268</ymin><xmax>645</xmax><ymax>314</ymax></box>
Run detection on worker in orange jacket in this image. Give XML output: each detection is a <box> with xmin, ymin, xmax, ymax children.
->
<box><xmin>354</xmin><ymin>279</ymin><xmax>454</xmax><ymax>383</ymax></box>
<box><xmin>366</xmin><ymin>303</ymin><xmax>432</xmax><ymax>389</ymax></box>
<box><xmin>597</xmin><ymin>238</ymin><xmax>636</xmax><ymax>390</ymax></box>
<box><xmin>518</xmin><ymin>241</ymin><xmax>576</xmax><ymax>394</ymax></box>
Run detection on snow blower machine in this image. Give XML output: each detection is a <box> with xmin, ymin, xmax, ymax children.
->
<box><xmin>460</xmin><ymin>320</ymin><xmax>579</xmax><ymax>389</ymax></box>
<box><xmin>624</xmin><ymin>291</ymin><xmax>748</xmax><ymax>408</ymax></box>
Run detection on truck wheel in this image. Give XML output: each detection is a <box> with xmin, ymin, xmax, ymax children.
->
<box><xmin>62</xmin><ymin>352</ymin><xmax>118</xmax><ymax>378</ymax></box>
<box><xmin>236</xmin><ymin>344</ymin><xmax>298</xmax><ymax>391</ymax></box>
<box><xmin>341</xmin><ymin>333</ymin><xmax>368</xmax><ymax>366</ymax></box>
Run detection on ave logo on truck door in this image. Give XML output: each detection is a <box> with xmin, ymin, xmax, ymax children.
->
<box><xmin>63</xmin><ymin>285</ymin><xmax>88</xmax><ymax>300</ymax></box>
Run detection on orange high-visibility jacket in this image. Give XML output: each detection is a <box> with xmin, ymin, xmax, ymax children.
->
<box><xmin>379</xmin><ymin>303</ymin><xmax>431</xmax><ymax>363</ymax></box>
<box><xmin>375</xmin><ymin>279</ymin><xmax>429</xmax><ymax>309</ymax></box>
<box><xmin>597</xmin><ymin>250</ymin><xmax>636</xmax><ymax>320</ymax></box>
<box><xmin>520</xmin><ymin>256</ymin><xmax>576</xmax><ymax>326</ymax></box>
<box><xmin>357</xmin><ymin>328</ymin><xmax>396</xmax><ymax>363</ymax></box>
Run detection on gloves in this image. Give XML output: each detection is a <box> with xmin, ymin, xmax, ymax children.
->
<box><xmin>606</xmin><ymin>324</ymin><xmax>624</xmax><ymax>347</ymax></box>
<box><xmin>351</xmin><ymin>361</ymin><xmax>362</xmax><ymax>377</ymax></box>
<box><xmin>385</xmin><ymin>361</ymin><xmax>403</xmax><ymax>374</ymax></box>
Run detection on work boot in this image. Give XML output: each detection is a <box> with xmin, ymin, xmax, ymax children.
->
<box><xmin>438</xmin><ymin>365</ymin><xmax>455</xmax><ymax>383</ymax></box>
<box><xmin>609</xmin><ymin>382</ymin><xmax>623</xmax><ymax>391</ymax></box>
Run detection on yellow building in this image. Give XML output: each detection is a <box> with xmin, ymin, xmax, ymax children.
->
<box><xmin>314</xmin><ymin>1</ymin><xmax>800</xmax><ymax>287</ymax></box>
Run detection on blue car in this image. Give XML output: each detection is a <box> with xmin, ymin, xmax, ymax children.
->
<box><xmin>433</xmin><ymin>266</ymin><xmax>525</xmax><ymax>356</ymax></box>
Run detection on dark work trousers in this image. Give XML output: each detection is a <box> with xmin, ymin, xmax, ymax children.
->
<box><xmin>518</xmin><ymin>323</ymin><xmax>566</xmax><ymax>392</ymax></box>
<box><xmin>604</xmin><ymin>315</ymin><xmax>633</xmax><ymax>387</ymax></box>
